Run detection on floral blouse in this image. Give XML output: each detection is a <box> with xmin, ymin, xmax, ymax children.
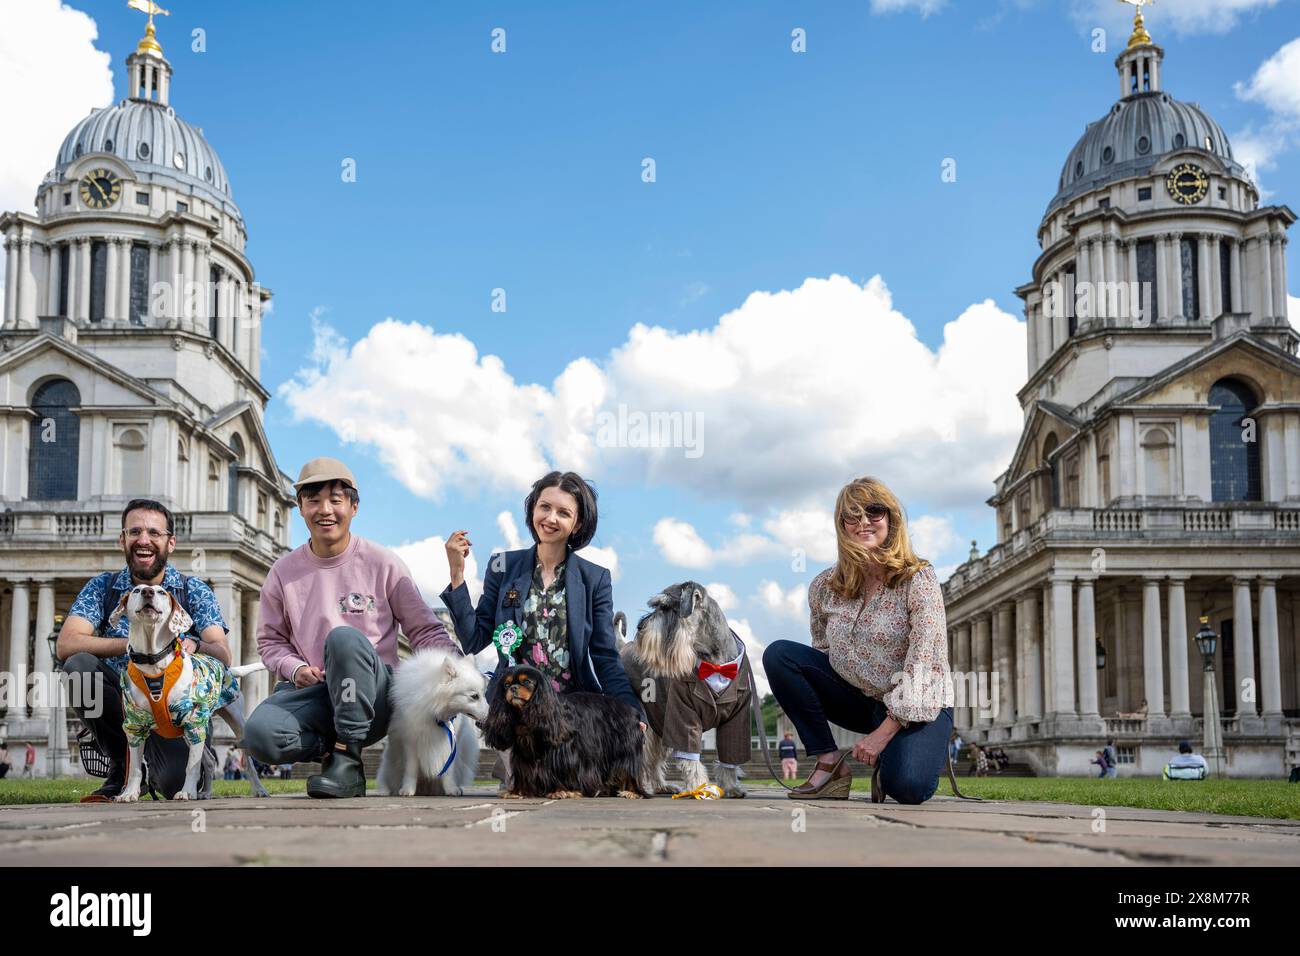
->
<box><xmin>808</xmin><ymin>563</ymin><xmax>952</xmax><ymax>724</ymax></box>
<box><xmin>519</xmin><ymin>557</ymin><xmax>573</xmax><ymax>692</ymax></box>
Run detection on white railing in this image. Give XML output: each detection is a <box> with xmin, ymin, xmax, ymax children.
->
<box><xmin>56</xmin><ymin>514</ymin><xmax>102</xmax><ymax>536</ymax></box>
<box><xmin>1094</xmin><ymin>510</ymin><xmax>1141</xmax><ymax>533</ymax></box>
<box><xmin>1184</xmin><ymin>510</ymin><xmax>1230</xmax><ymax>532</ymax></box>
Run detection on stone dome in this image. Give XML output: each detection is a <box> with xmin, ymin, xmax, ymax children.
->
<box><xmin>54</xmin><ymin>99</ymin><xmax>242</xmax><ymax>221</ymax></box>
<box><xmin>1047</xmin><ymin>90</ymin><xmax>1245</xmax><ymax>215</ymax></box>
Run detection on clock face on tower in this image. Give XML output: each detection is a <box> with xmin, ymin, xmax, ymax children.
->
<box><xmin>1165</xmin><ymin>163</ymin><xmax>1208</xmax><ymax>205</ymax></box>
<box><xmin>79</xmin><ymin>168</ymin><xmax>122</xmax><ymax>209</ymax></box>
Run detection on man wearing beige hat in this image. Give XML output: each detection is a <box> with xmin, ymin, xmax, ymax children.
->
<box><xmin>244</xmin><ymin>457</ymin><xmax>458</xmax><ymax>797</ymax></box>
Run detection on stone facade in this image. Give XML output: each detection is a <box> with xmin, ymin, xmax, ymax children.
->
<box><xmin>0</xmin><ymin>23</ymin><xmax>293</xmax><ymax>774</ymax></box>
<box><xmin>941</xmin><ymin>30</ymin><xmax>1300</xmax><ymax>776</ymax></box>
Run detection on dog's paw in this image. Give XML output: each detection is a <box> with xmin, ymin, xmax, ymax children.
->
<box><xmin>115</xmin><ymin>791</ymin><xmax>140</xmax><ymax>803</ymax></box>
<box><xmin>616</xmin><ymin>790</ymin><xmax>644</xmax><ymax>799</ymax></box>
<box><xmin>397</xmin><ymin>787</ymin><xmax>416</xmax><ymax>797</ymax></box>
<box><xmin>500</xmin><ymin>791</ymin><xmax>524</xmax><ymax>800</ymax></box>
<box><xmin>176</xmin><ymin>790</ymin><xmax>195</xmax><ymax>801</ymax></box>
<box><xmin>545</xmin><ymin>790</ymin><xmax>584</xmax><ymax>799</ymax></box>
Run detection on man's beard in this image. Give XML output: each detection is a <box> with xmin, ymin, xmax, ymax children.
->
<box><xmin>125</xmin><ymin>545</ymin><xmax>168</xmax><ymax>582</ymax></box>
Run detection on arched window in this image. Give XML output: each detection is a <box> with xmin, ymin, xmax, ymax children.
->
<box><xmin>228</xmin><ymin>434</ymin><xmax>244</xmax><ymax>515</ymax></box>
<box><xmin>115</xmin><ymin>427</ymin><xmax>148</xmax><ymax>495</ymax></box>
<box><xmin>1209</xmin><ymin>379</ymin><xmax>1261</xmax><ymax>501</ymax></box>
<box><xmin>28</xmin><ymin>379</ymin><xmax>81</xmax><ymax>500</ymax></box>
<box><xmin>1064</xmin><ymin>454</ymin><xmax>1080</xmax><ymax>507</ymax></box>
<box><xmin>1140</xmin><ymin>426</ymin><xmax>1173</xmax><ymax>497</ymax></box>
<box><xmin>1042</xmin><ymin>433</ymin><xmax>1060</xmax><ymax>509</ymax></box>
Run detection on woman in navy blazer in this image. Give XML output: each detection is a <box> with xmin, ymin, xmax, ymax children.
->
<box><xmin>439</xmin><ymin>471</ymin><xmax>643</xmax><ymax>719</ymax></box>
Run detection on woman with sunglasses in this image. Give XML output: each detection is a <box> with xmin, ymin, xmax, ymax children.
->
<box><xmin>763</xmin><ymin>476</ymin><xmax>953</xmax><ymax>803</ymax></box>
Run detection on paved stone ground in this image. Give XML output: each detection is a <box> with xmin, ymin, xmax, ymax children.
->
<box><xmin>3</xmin><ymin>787</ymin><xmax>1298</xmax><ymax>866</ymax></box>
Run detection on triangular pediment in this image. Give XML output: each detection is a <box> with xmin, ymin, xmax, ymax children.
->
<box><xmin>1002</xmin><ymin>401</ymin><xmax>1082</xmax><ymax>491</ymax></box>
<box><xmin>0</xmin><ymin>333</ymin><xmax>171</xmax><ymax>409</ymax></box>
<box><xmin>205</xmin><ymin>401</ymin><xmax>292</xmax><ymax>500</ymax></box>
<box><xmin>1108</xmin><ymin>332</ymin><xmax>1300</xmax><ymax>410</ymax></box>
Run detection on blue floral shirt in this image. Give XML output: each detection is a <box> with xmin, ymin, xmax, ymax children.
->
<box><xmin>67</xmin><ymin>566</ymin><xmax>228</xmax><ymax>676</ymax></box>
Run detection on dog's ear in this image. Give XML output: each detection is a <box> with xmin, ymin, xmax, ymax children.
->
<box><xmin>523</xmin><ymin>678</ymin><xmax>574</xmax><ymax>747</ymax></box>
<box><xmin>677</xmin><ymin>585</ymin><xmax>699</xmax><ymax>620</ymax></box>
<box><xmin>166</xmin><ymin>591</ymin><xmax>194</xmax><ymax>639</ymax></box>
<box><xmin>106</xmin><ymin>590</ymin><xmax>131</xmax><ymax>631</ymax></box>
<box><xmin>442</xmin><ymin>656</ymin><xmax>459</xmax><ymax>681</ymax></box>
<box><xmin>481</xmin><ymin>677</ymin><xmax>516</xmax><ymax>750</ymax></box>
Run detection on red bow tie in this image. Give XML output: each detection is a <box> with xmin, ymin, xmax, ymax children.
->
<box><xmin>698</xmin><ymin>660</ymin><xmax>739</xmax><ymax>680</ymax></box>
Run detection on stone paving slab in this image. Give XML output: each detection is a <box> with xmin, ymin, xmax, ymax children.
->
<box><xmin>2</xmin><ymin>787</ymin><xmax>1297</xmax><ymax>866</ymax></box>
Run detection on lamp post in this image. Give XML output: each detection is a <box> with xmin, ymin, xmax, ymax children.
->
<box><xmin>1195</xmin><ymin>615</ymin><xmax>1224</xmax><ymax>779</ymax></box>
<box><xmin>44</xmin><ymin>614</ymin><xmax>68</xmax><ymax>779</ymax></box>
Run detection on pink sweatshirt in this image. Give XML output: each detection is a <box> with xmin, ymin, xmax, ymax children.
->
<box><xmin>257</xmin><ymin>534</ymin><xmax>456</xmax><ymax>681</ymax></box>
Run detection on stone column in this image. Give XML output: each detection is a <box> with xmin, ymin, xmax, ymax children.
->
<box><xmin>1229</xmin><ymin>238</ymin><xmax>1243</xmax><ymax>312</ymax></box>
<box><xmin>78</xmin><ymin>237</ymin><xmax>92</xmax><ymax>322</ymax></box>
<box><xmin>1050</xmin><ymin>575</ymin><xmax>1075</xmax><ymax>718</ymax></box>
<box><xmin>974</xmin><ymin>613</ymin><xmax>993</xmax><ymax>727</ymax></box>
<box><xmin>954</xmin><ymin>621</ymin><xmax>971</xmax><ymax>728</ymax></box>
<box><xmin>1142</xmin><ymin>577</ymin><xmax>1166</xmax><ymax>717</ymax></box>
<box><xmin>182</xmin><ymin>239</ymin><xmax>197</xmax><ymax>329</ymax></box>
<box><xmin>1155</xmin><ymin>233</ymin><xmax>1170</xmax><ymax>322</ymax></box>
<box><xmin>104</xmin><ymin>237</ymin><xmax>119</xmax><ymax>322</ymax></box>
<box><xmin>1258</xmin><ymin>575</ymin><xmax>1282</xmax><ymax>717</ymax></box>
<box><xmin>1020</xmin><ymin>590</ymin><xmax>1042</xmax><ymax>721</ymax></box>
<box><xmin>1168</xmin><ymin>232</ymin><xmax>1184</xmax><ymax>321</ymax></box>
<box><xmin>1232</xmin><ymin>577</ymin><xmax>1257</xmax><ymax>716</ymax></box>
<box><xmin>7</xmin><ymin>581</ymin><xmax>30</xmax><ymax>718</ymax></box>
<box><xmin>1075</xmin><ymin>576</ymin><xmax>1099</xmax><ymax>719</ymax></box>
<box><xmin>118</xmin><ymin>237</ymin><xmax>133</xmax><ymax>321</ymax></box>
<box><xmin>1208</xmin><ymin>236</ymin><xmax>1223</xmax><ymax>319</ymax></box>
<box><xmin>244</xmin><ymin>590</ymin><xmax>266</xmax><ymax>715</ymax></box>
<box><xmin>17</xmin><ymin>238</ymin><xmax>36</xmax><ymax>325</ymax></box>
<box><xmin>31</xmin><ymin>581</ymin><xmax>55</xmax><ymax>719</ymax></box>
<box><xmin>1103</xmin><ymin>236</ymin><xmax>1119</xmax><ymax>321</ymax></box>
<box><xmin>1166</xmin><ymin>575</ymin><xmax>1191</xmax><ymax>718</ymax></box>
<box><xmin>1271</xmin><ymin>236</ymin><xmax>1288</xmax><ymax>321</ymax></box>
<box><xmin>1197</xmin><ymin>234</ymin><xmax>1213</xmax><ymax>320</ymax></box>
<box><xmin>195</xmin><ymin>241</ymin><xmax>210</xmax><ymax>333</ymax></box>
<box><xmin>994</xmin><ymin>602</ymin><xmax>1016</xmax><ymax>725</ymax></box>
<box><xmin>45</xmin><ymin>241</ymin><xmax>61</xmax><ymax>318</ymax></box>
<box><xmin>1076</xmin><ymin>239</ymin><xmax>1093</xmax><ymax>322</ymax></box>
<box><xmin>1125</xmin><ymin>239</ymin><xmax>1139</xmax><ymax>325</ymax></box>
<box><xmin>1257</xmin><ymin>235</ymin><xmax>1273</xmax><ymax>322</ymax></box>
<box><xmin>2</xmin><ymin>237</ymin><xmax>16</xmax><ymax>326</ymax></box>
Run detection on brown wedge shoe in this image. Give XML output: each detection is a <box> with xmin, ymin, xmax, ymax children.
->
<box><xmin>788</xmin><ymin>750</ymin><xmax>852</xmax><ymax>800</ymax></box>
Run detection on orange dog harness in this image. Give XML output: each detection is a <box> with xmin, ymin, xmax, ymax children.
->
<box><xmin>126</xmin><ymin>646</ymin><xmax>186</xmax><ymax>739</ymax></box>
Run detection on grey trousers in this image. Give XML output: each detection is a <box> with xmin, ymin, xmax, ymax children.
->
<box><xmin>63</xmin><ymin>652</ymin><xmax>216</xmax><ymax>799</ymax></box>
<box><xmin>242</xmin><ymin>627</ymin><xmax>392</xmax><ymax>764</ymax></box>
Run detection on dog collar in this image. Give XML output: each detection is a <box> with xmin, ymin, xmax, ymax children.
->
<box><xmin>436</xmin><ymin>719</ymin><xmax>457</xmax><ymax>778</ymax></box>
<box><xmin>129</xmin><ymin>638</ymin><xmax>181</xmax><ymax>667</ymax></box>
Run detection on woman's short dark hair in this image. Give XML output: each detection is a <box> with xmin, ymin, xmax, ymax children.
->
<box><xmin>121</xmin><ymin>498</ymin><xmax>174</xmax><ymax>535</ymax></box>
<box><xmin>524</xmin><ymin>471</ymin><xmax>598</xmax><ymax>551</ymax></box>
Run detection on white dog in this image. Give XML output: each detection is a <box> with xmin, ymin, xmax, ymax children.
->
<box><xmin>111</xmin><ymin>583</ymin><xmax>268</xmax><ymax>802</ymax></box>
<box><xmin>376</xmin><ymin>648</ymin><xmax>488</xmax><ymax>797</ymax></box>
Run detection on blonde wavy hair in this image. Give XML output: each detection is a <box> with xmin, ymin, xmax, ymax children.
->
<box><xmin>828</xmin><ymin>476</ymin><xmax>929</xmax><ymax>598</ymax></box>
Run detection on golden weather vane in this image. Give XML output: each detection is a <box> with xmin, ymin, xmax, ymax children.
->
<box><xmin>127</xmin><ymin>0</ymin><xmax>171</xmax><ymax>56</ymax></box>
<box><xmin>1119</xmin><ymin>0</ymin><xmax>1156</xmax><ymax>49</ymax></box>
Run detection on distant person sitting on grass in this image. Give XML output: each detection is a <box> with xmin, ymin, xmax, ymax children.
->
<box><xmin>1162</xmin><ymin>741</ymin><xmax>1208</xmax><ymax>780</ymax></box>
<box><xmin>0</xmin><ymin>742</ymin><xmax>10</xmax><ymax>779</ymax></box>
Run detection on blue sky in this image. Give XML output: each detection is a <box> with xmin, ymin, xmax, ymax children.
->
<box><xmin>5</xmin><ymin>0</ymin><xmax>1299</xmax><ymax>649</ymax></box>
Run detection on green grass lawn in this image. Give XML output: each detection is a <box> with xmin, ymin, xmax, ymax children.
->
<box><xmin>3</xmin><ymin>775</ymin><xmax>1295</xmax><ymax>819</ymax></box>
<box><xmin>741</xmin><ymin>775</ymin><xmax>1300</xmax><ymax>819</ymax></box>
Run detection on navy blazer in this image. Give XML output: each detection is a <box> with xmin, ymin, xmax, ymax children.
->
<box><xmin>439</xmin><ymin>546</ymin><xmax>643</xmax><ymax>717</ymax></box>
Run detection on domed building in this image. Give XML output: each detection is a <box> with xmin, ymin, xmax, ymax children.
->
<box><xmin>0</xmin><ymin>18</ymin><xmax>294</xmax><ymax>772</ymax></box>
<box><xmin>942</xmin><ymin>13</ymin><xmax>1299</xmax><ymax>776</ymax></box>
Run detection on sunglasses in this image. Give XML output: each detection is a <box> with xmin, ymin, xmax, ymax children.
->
<box><xmin>843</xmin><ymin>505</ymin><xmax>890</xmax><ymax>527</ymax></box>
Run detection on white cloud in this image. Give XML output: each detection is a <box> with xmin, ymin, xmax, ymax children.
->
<box><xmin>1071</xmin><ymin>0</ymin><xmax>1280</xmax><ymax>38</ymax></box>
<box><xmin>284</xmin><ymin>276</ymin><xmax>1025</xmax><ymax>517</ymax></box>
<box><xmin>1231</xmin><ymin>37</ymin><xmax>1300</xmax><ymax>191</ymax></box>
<box><xmin>908</xmin><ymin>513</ymin><xmax>962</xmax><ymax>562</ymax></box>
<box><xmin>0</xmin><ymin>0</ymin><xmax>113</xmax><ymax>219</ymax></box>
<box><xmin>758</xmin><ymin>580</ymin><xmax>809</xmax><ymax>620</ymax></box>
<box><xmin>1289</xmin><ymin>294</ymin><xmax>1299</xmax><ymax>332</ymax></box>
<box><xmin>577</xmin><ymin>543</ymin><xmax>621</xmax><ymax>580</ymax></box>
<box><xmin>762</xmin><ymin>508</ymin><xmax>837</xmax><ymax>563</ymax></box>
<box><xmin>870</xmin><ymin>0</ymin><xmax>947</xmax><ymax>16</ymax></box>
<box><xmin>496</xmin><ymin>510</ymin><xmax>524</xmax><ymax>550</ymax></box>
<box><xmin>727</xmin><ymin>619</ymin><xmax>772</xmax><ymax>698</ymax></box>
<box><xmin>392</xmin><ymin>534</ymin><xmax>482</xmax><ymax>607</ymax></box>
<box><xmin>653</xmin><ymin>517</ymin><xmax>781</xmax><ymax>569</ymax></box>
<box><xmin>703</xmin><ymin>582</ymin><xmax>738</xmax><ymax>611</ymax></box>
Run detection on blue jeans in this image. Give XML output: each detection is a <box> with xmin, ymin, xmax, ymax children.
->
<box><xmin>763</xmin><ymin>640</ymin><xmax>953</xmax><ymax>805</ymax></box>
